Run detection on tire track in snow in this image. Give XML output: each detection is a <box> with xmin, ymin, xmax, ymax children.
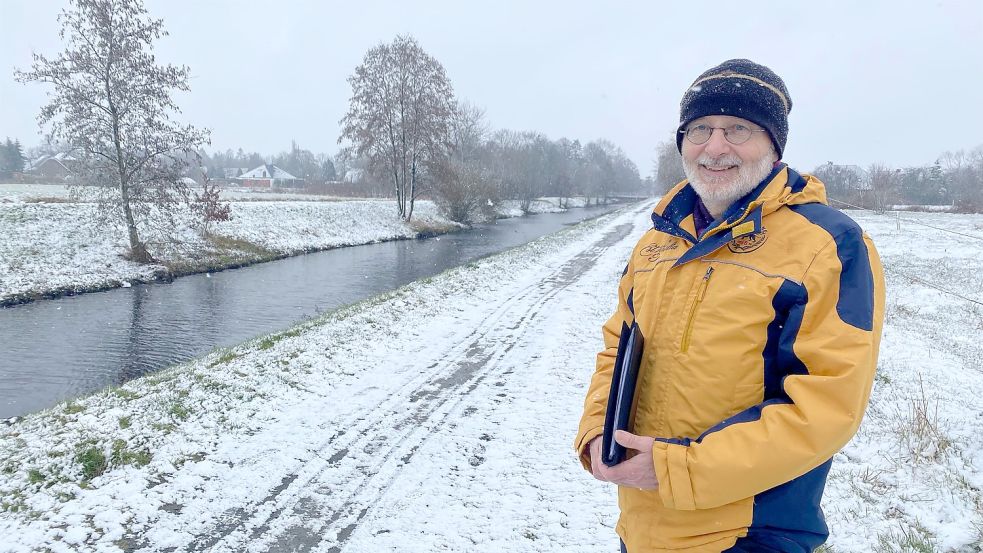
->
<box><xmin>172</xmin><ymin>211</ymin><xmax>639</xmax><ymax>553</ymax></box>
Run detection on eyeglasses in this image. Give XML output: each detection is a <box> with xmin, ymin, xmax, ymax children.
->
<box><xmin>679</xmin><ymin>124</ymin><xmax>767</xmax><ymax>145</ymax></box>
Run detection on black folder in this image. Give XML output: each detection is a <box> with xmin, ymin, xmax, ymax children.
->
<box><xmin>601</xmin><ymin>320</ymin><xmax>644</xmax><ymax>467</ymax></box>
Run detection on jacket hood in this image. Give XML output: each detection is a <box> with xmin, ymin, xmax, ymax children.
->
<box><xmin>652</xmin><ymin>163</ymin><xmax>828</xmax><ymax>242</ymax></box>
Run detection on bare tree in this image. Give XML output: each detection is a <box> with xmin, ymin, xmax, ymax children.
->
<box><xmin>654</xmin><ymin>138</ymin><xmax>685</xmax><ymax>195</ymax></box>
<box><xmin>15</xmin><ymin>0</ymin><xmax>208</xmax><ymax>262</ymax></box>
<box><xmin>486</xmin><ymin>129</ymin><xmax>525</xmax><ymax>205</ymax></box>
<box><xmin>484</xmin><ymin>130</ymin><xmax>555</xmax><ymax>212</ymax></box>
<box><xmin>967</xmin><ymin>146</ymin><xmax>983</xmax><ymax>211</ymax></box>
<box><xmin>431</xmin><ymin>100</ymin><xmax>496</xmax><ymax>223</ymax></box>
<box><xmin>582</xmin><ymin>140</ymin><xmax>617</xmax><ymax>205</ymax></box>
<box><xmin>814</xmin><ymin>162</ymin><xmax>853</xmax><ymax>202</ymax></box>
<box><xmin>515</xmin><ymin>132</ymin><xmax>551</xmax><ymax>212</ymax></box>
<box><xmin>937</xmin><ymin>148</ymin><xmax>983</xmax><ymax>212</ymax></box>
<box><xmin>339</xmin><ymin>35</ymin><xmax>455</xmax><ymax>221</ymax></box>
<box><xmin>190</xmin><ymin>172</ymin><xmax>231</xmax><ymax>238</ymax></box>
<box><xmin>866</xmin><ymin>163</ymin><xmax>901</xmax><ymax>211</ymax></box>
<box><xmin>553</xmin><ymin>138</ymin><xmax>580</xmax><ymax>208</ymax></box>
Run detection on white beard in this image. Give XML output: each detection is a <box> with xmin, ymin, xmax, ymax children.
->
<box><xmin>683</xmin><ymin>152</ymin><xmax>776</xmax><ymax>216</ymax></box>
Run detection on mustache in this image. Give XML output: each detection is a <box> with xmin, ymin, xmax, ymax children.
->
<box><xmin>697</xmin><ymin>155</ymin><xmax>743</xmax><ymax>168</ymax></box>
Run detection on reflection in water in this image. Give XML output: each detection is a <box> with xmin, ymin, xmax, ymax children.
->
<box><xmin>0</xmin><ymin>205</ymin><xmax>621</xmax><ymax>417</ymax></box>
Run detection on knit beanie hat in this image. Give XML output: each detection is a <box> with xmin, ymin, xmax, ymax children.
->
<box><xmin>676</xmin><ymin>59</ymin><xmax>792</xmax><ymax>158</ymax></box>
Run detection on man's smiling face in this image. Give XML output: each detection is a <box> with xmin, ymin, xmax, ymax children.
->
<box><xmin>681</xmin><ymin>114</ymin><xmax>778</xmax><ymax>216</ymax></box>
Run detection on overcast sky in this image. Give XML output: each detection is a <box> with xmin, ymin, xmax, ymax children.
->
<box><xmin>1</xmin><ymin>0</ymin><xmax>981</xmax><ymax>173</ymax></box>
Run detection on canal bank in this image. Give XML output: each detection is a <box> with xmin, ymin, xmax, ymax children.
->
<box><xmin>0</xmin><ymin>198</ymin><xmax>462</xmax><ymax>308</ymax></box>
<box><xmin>0</xmin><ymin>201</ymin><xmax>624</xmax><ymax>418</ymax></box>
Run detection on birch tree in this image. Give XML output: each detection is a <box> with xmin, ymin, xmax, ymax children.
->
<box><xmin>15</xmin><ymin>0</ymin><xmax>208</xmax><ymax>262</ymax></box>
<box><xmin>339</xmin><ymin>35</ymin><xmax>455</xmax><ymax>221</ymax></box>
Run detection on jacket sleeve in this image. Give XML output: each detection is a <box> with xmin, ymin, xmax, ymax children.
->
<box><xmin>573</xmin><ymin>251</ymin><xmax>638</xmax><ymax>471</ymax></box>
<box><xmin>652</xmin><ymin>230</ymin><xmax>885</xmax><ymax>510</ymax></box>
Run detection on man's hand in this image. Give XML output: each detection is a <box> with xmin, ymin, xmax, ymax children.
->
<box><xmin>588</xmin><ymin>430</ymin><xmax>659</xmax><ymax>490</ymax></box>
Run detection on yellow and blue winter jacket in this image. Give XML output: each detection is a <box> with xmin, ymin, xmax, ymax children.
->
<box><xmin>575</xmin><ymin>164</ymin><xmax>885</xmax><ymax>553</ymax></box>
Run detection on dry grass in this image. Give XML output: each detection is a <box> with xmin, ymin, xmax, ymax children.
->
<box><xmin>21</xmin><ymin>196</ymin><xmax>75</xmax><ymax>204</ymax></box>
<box><xmin>892</xmin><ymin>375</ymin><xmax>953</xmax><ymax>465</ymax></box>
<box><xmin>409</xmin><ymin>218</ymin><xmax>464</xmax><ymax>238</ymax></box>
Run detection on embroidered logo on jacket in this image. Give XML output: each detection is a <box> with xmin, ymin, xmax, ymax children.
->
<box><xmin>727</xmin><ymin>227</ymin><xmax>768</xmax><ymax>253</ymax></box>
<box><xmin>639</xmin><ymin>241</ymin><xmax>679</xmax><ymax>262</ymax></box>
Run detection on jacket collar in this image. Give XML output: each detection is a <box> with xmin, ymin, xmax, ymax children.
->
<box><xmin>650</xmin><ymin>163</ymin><xmax>829</xmax><ymax>266</ymax></box>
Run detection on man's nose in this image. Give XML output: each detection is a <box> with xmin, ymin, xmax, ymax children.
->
<box><xmin>703</xmin><ymin>128</ymin><xmax>732</xmax><ymax>157</ymax></box>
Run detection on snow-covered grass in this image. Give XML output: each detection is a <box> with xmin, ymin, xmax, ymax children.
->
<box><xmin>821</xmin><ymin>209</ymin><xmax>983</xmax><ymax>552</ymax></box>
<box><xmin>0</xmin><ymin>198</ymin><xmax>457</xmax><ymax>306</ymax></box>
<box><xmin>0</xmin><ymin>183</ymin><xmax>75</xmax><ymax>203</ymax></box>
<box><xmin>0</xmin><ymin>184</ymin><xmax>354</xmax><ymax>203</ymax></box>
<box><xmin>218</xmin><ymin>188</ymin><xmax>354</xmax><ymax>202</ymax></box>
<box><xmin>0</xmin><ymin>205</ymin><xmax>980</xmax><ymax>552</ymax></box>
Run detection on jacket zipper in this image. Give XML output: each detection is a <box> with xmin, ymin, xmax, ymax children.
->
<box><xmin>681</xmin><ymin>266</ymin><xmax>714</xmax><ymax>353</ymax></box>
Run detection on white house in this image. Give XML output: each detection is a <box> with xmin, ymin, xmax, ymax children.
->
<box><xmin>235</xmin><ymin>164</ymin><xmax>304</xmax><ymax>189</ymax></box>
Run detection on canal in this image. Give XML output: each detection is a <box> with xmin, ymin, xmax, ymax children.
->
<box><xmin>0</xmin><ymin>205</ymin><xmax>622</xmax><ymax>418</ymax></box>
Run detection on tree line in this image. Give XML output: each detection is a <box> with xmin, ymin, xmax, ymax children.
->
<box><xmin>652</xmin><ymin>139</ymin><xmax>983</xmax><ymax>213</ymax></box>
<box><xmin>339</xmin><ymin>35</ymin><xmax>644</xmax><ymax>223</ymax></box>
<box><xmin>813</xmin><ymin>147</ymin><xmax>983</xmax><ymax>212</ymax></box>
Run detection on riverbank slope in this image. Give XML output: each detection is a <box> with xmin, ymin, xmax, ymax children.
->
<box><xmin>0</xmin><ymin>183</ymin><xmax>586</xmax><ymax>307</ymax></box>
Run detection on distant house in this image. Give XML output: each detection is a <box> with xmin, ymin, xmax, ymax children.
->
<box><xmin>27</xmin><ymin>152</ymin><xmax>78</xmax><ymax>181</ymax></box>
<box><xmin>235</xmin><ymin>164</ymin><xmax>304</xmax><ymax>189</ymax></box>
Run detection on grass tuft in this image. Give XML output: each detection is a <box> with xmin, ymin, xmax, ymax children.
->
<box><xmin>209</xmin><ymin>350</ymin><xmax>240</xmax><ymax>367</ymax></box>
<box><xmin>110</xmin><ymin>439</ymin><xmax>151</xmax><ymax>467</ymax></box>
<box><xmin>27</xmin><ymin>469</ymin><xmax>45</xmax><ymax>485</ymax></box>
<box><xmin>110</xmin><ymin>388</ymin><xmax>140</xmax><ymax>401</ymax></box>
<box><xmin>893</xmin><ymin>375</ymin><xmax>953</xmax><ymax>464</ymax></box>
<box><xmin>874</xmin><ymin>521</ymin><xmax>938</xmax><ymax>552</ymax></box>
<box><xmin>168</xmin><ymin>402</ymin><xmax>190</xmax><ymax>421</ymax></box>
<box><xmin>74</xmin><ymin>445</ymin><xmax>107</xmax><ymax>481</ymax></box>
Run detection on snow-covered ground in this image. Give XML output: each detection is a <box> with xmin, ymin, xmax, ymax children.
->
<box><xmin>822</xmin><ymin>209</ymin><xmax>983</xmax><ymax>552</ymax></box>
<box><xmin>0</xmin><ymin>204</ymin><xmax>981</xmax><ymax>552</ymax></box>
<box><xmin>0</xmin><ymin>184</ymin><xmax>355</xmax><ymax>203</ymax></box>
<box><xmin>0</xmin><ymin>183</ymin><xmax>593</xmax><ymax>209</ymax></box>
<box><xmin>0</xmin><ymin>181</ymin><xmax>584</xmax><ymax>306</ymax></box>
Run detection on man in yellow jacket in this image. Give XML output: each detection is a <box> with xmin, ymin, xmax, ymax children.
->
<box><xmin>575</xmin><ymin>59</ymin><xmax>885</xmax><ymax>553</ymax></box>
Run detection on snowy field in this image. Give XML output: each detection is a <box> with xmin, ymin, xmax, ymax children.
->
<box><xmin>0</xmin><ymin>204</ymin><xmax>981</xmax><ymax>552</ymax></box>
<box><xmin>0</xmin><ymin>180</ymin><xmax>583</xmax><ymax>306</ymax></box>
<box><xmin>0</xmin><ymin>184</ymin><xmax>355</xmax><ymax>203</ymax></box>
<box><xmin>822</xmin><ymin>209</ymin><xmax>983</xmax><ymax>552</ymax></box>
<box><xmin>0</xmin><ymin>183</ymin><xmax>582</xmax><ymax>209</ymax></box>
